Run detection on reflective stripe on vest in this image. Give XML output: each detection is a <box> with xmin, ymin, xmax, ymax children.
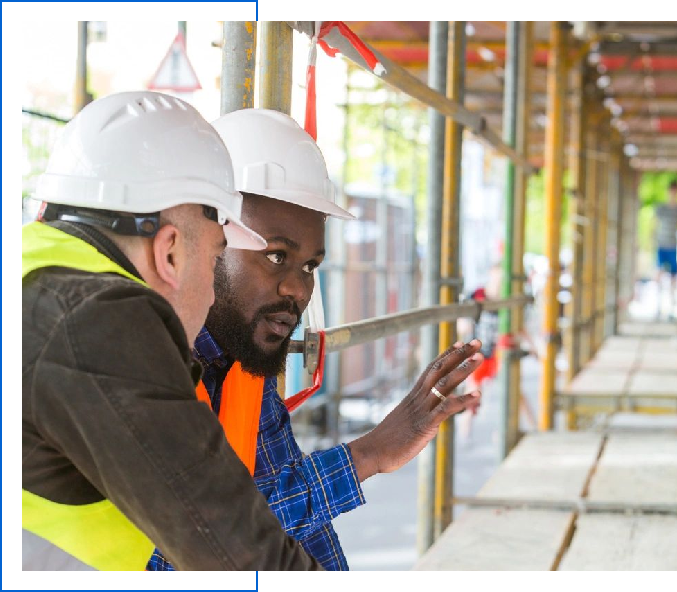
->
<box><xmin>22</xmin><ymin>221</ymin><xmax>153</xmax><ymax>570</ymax></box>
<box><xmin>23</xmin><ymin>530</ymin><xmax>95</xmax><ymax>571</ymax></box>
<box><xmin>22</xmin><ymin>491</ymin><xmax>152</xmax><ymax>571</ymax></box>
<box><xmin>195</xmin><ymin>363</ymin><xmax>265</xmax><ymax>476</ymax></box>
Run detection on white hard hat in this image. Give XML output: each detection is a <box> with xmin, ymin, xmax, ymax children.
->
<box><xmin>211</xmin><ymin>109</ymin><xmax>354</xmax><ymax>220</ymax></box>
<box><xmin>34</xmin><ymin>91</ymin><xmax>265</xmax><ymax>250</ymax></box>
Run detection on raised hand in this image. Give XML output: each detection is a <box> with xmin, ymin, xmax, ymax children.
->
<box><xmin>347</xmin><ymin>340</ymin><xmax>483</xmax><ymax>482</ymax></box>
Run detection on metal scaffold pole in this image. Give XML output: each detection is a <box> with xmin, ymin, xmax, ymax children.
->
<box><xmin>539</xmin><ymin>22</ymin><xmax>568</xmax><ymax>431</ymax></box>
<box><xmin>608</xmin><ymin>131</ymin><xmax>623</xmax><ymax>336</ymax></box>
<box><xmin>497</xmin><ymin>21</ymin><xmax>521</xmax><ymax>459</ymax></box>
<box><xmin>258</xmin><ymin>22</ymin><xmax>293</xmax><ymax>114</ymax></box>
<box><xmin>566</xmin><ymin>56</ymin><xmax>588</xmax><ymax>386</ymax></box>
<box><xmin>507</xmin><ymin>21</ymin><xmax>533</xmax><ymax>444</ymax></box>
<box><xmin>434</xmin><ymin>21</ymin><xmax>465</xmax><ymax>538</ymax></box>
<box><xmin>418</xmin><ymin>20</ymin><xmax>447</xmax><ymax>555</ymax></box>
<box><xmin>581</xmin><ymin>102</ymin><xmax>601</xmax><ymax>366</ymax></box>
<box><xmin>221</xmin><ymin>22</ymin><xmax>257</xmax><ymax>114</ymax></box>
<box><xmin>75</xmin><ymin>22</ymin><xmax>92</xmax><ymax>114</ymax></box>
<box><xmin>597</xmin><ymin>113</ymin><xmax>607</xmax><ymax>351</ymax></box>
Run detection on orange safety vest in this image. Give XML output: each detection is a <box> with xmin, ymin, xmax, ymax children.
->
<box><xmin>195</xmin><ymin>362</ymin><xmax>265</xmax><ymax>476</ymax></box>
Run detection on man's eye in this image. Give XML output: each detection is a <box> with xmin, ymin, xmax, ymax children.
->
<box><xmin>302</xmin><ymin>262</ymin><xmax>317</xmax><ymax>274</ymax></box>
<box><xmin>266</xmin><ymin>253</ymin><xmax>284</xmax><ymax>265</ymax></box>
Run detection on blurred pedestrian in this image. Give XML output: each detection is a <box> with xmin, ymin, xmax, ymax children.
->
<box><xmin>654</xmin><ymin>179</ymin><xmax>677</xmax><ymax>320</ymax></box>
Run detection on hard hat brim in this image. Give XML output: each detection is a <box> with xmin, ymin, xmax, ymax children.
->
<box><xmin>222</xmin><ymin>215</ymin><xmax>267</xmax><ymax>250</ymax></box>
<box><xmin>248</xmin><ymin>189</ymin><xmax>356</xmax><ymax>220</ymax></box>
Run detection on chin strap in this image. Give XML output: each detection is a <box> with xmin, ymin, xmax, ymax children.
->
<box><xmin>284</xmin><ymin>331</ymin><xmax>325</xmax><ymax>413</ymax></box>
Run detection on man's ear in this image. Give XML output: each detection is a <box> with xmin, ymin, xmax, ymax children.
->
<box><xmin>152</xmin><ymin>224</ymin><xmax>184</xmax><ymax>291</ymax></box>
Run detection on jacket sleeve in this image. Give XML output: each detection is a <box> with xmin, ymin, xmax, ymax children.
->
<box><xmin>253</xmin><ymin>382</ymin><xmax>366</xmax><ymax>541</ymax></box>
<box><xmin>31</xmin><ymin>281</ymin><xmax>321</xmax><ymax>571</ymax></box>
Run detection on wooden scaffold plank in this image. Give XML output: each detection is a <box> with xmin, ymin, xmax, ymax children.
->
<box><xmin>559</xmin><ymin>514</ymin><xmax>677</xmax><ymax>570</ymax></box>
<box><xmin>588</xmin><ymin>433</ymin><xmax>677</xmax><ymax>506</ymax></box>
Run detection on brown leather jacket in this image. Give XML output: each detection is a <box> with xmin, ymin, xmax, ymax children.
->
<box><xmin>22</xmin><ymin>221</ymin><xmax>320</xmax><ymax>570</ymax></box>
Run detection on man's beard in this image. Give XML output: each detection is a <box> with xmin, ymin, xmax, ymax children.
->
<box><xmin>206</xmin><ymin>285</ymin><xmax>302</xmax><ymax>378</ymax></box>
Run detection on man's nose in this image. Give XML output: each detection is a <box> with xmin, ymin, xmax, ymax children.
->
<box><xmin>278</xmin><ymin>270</ymin><xmax>311</xmax><ymax>306</ymax></box>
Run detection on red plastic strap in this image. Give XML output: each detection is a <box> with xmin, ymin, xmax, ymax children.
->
<box><xmin>304</xmin><ymin>63</ymin><xmax>318</xmax><ymax>140</ymax></box>
<box><xmin>497</xmin><ymin>334</ymin><xmax>517</xmax><ymax>350</ymax></box>
<box><xmin>284</xmin><ymin>331</ymin><xmax>326</xmax><ymax>413</ymax></box>
<box><xmin>317</xmin><ymin>21</ymin><xmax>382</xmax><ymax>73</ymax></box>
<box><xmin>36</xmin><ymin>201</ymin><xmax>48</xmax><ymax>221</ymax></box>
<box><xmin>304</xmin><ymin>21</ymin><xmax>384</xmax><ymax>140</ymax></box>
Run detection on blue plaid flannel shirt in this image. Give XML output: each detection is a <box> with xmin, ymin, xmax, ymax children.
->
<box><xmin>147</xmin><ymin>327</ymin><xmax>365</xmax><ymax>571</ymax></box>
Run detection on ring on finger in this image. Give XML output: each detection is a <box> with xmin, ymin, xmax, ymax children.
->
<box><xmin>431</xmin><ymin>386</ymin><xmax>446</xmax><ymax>401</ymax></box>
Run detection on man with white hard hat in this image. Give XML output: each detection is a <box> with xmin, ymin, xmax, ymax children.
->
<box><xmin>22</xmin><ymin>92</ymin><xmax>321</xmax><ymax>571</ymax></box>
<box><xmin>149</xmin><ymin>109</ymin><xmax>484</xmax><ymax>570</ymax></box>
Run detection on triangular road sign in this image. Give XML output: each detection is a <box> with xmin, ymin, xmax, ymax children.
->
<box><xmin>148</xmin><ymin>33</ymin><xmax>201</xmax><ymax>92</ymax></box>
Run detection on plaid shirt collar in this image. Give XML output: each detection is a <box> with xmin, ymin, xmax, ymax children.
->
<box><xmin>192</xmin><ymin>326</ymin><xmax>230</xmax><ymax>370</ymax></box>
<box><xmin>192</xmin><ymin>327</ymin><xmax>233</xmax><ymax>415</ymax></box>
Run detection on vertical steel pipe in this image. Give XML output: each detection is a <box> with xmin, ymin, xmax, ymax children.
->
<box><xmin>566</xmin><ymin>57</ymin><xmax>588</xmax><ymax>384</ymax></box>
<box><xmin>75</xmin><ymin>22</ymin><xmax>91</xmax><ymax>114</ymax></box>
<box><xmin>581</xmin><ymin>106</ymin><xmax>600</xmax><ymax>366</ymax></box>
<box><xmin>608</xmin><ymin>132</ymin><xmax>622</xmax><ymax>336</ymax></box>
<box><xmin>434</xmin><ymin>21</ymin><xmax>465</xmax><ymax>538</ymax></box>
<box><xmin>508</xmin><ymin>21</ymin><xmax>533</xmax><ymax>442</ymax></box>
<box><xmin>258</xmin><ymin>22</ymin><xmax>293</xmax><ymax>114</ymax></box>
<box><xmin>594</xmin><ymin>115</ymin><xmax>610</xmax><ymax>351</ymax></box>
<box><xmin>418</xmin><ymin>20</ymin><xmax>448</xmax><ymax>556</ymax></box>
<box><xmin>538</xmin><ymin>22</ymin><xmax>567</xmax><ymax>431</ymax></box>
<box><xmin>497</xmin><ymin>21</ymin><xmax>519</xmax><ymax>457</ymax></box>
<box><xmin>221</xmin><ymin>21</ymin><xmax>257</xmax><ymax>114</ymax></box>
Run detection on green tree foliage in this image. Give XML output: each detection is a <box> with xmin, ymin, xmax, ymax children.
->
<box><xmin>524</xmin><ymin>168</ymin><xmax>570</xmax><ymax>256</ymax></box>
<box><xmin>637</xmin><ymin>172</ymin><xmax>677</xmax><ymax>253</ymax></box>
<box><xmin>525</xmin><ymin>170</ymin><xmax>546</xmax><ymax>255</ymax></box>
<box><xmin>344</xmin><ymin>75</ymin><xmax>428</xmax><ymax>233</ymax></box>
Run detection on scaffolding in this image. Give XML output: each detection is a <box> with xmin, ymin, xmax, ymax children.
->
<box><xmin>216</xmin><ymin>20</ymin><xmax>677</xmax><ymax>558</ymax></box>
<box><xmin>23</xmin><ymin>19</ymin><xmax>674</xmax><ymax>570</ymax></box>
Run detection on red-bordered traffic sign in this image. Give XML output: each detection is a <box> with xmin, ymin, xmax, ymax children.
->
<box><xmin>148</xmin><ymin>33</ymin><xmax>201</xmax><ymax>92</ymax></box>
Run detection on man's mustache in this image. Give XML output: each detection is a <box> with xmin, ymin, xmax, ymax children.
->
<box><xmin>253</xmin><ymin>301</ymin><xmax>303</xmax><ymax>329</ymax></box>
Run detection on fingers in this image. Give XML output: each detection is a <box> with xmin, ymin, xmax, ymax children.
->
<box><xmin>411</xmin><ymin>340</ymin><xmax>466</xmax><ymax>393</ymax></box>
<box><xmin>434</xmin><ymin>389</ymin><xmax>482</xmax><ymax>419</ymax></box>
<box><xmin>420</xmin><ymin>341</ymin><xmax>466</xmax><ymax>377</ymax></box>
<box><xmin>424</xmin><ymin>340</ymin><xmax>484</xmax><ymax>397</ymax></box>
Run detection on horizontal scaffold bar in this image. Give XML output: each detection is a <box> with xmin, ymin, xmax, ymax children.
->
<box><xmin>289</xmin><ymin>295</ymin><xmax>533</xmax><ymax>371</ymax></box>
<box><xmin>288</xmin><ymin>21</ymin><xmax>535</xmax><ymax>174</ymax></box>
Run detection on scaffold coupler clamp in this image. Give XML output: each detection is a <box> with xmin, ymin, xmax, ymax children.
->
<box><xmin>498</xmin><ymin>333</ymin><xmax>523</xmax><ymax>360</ymax></box>
<box><xmin>303</xmin><ymin>327</ymin><xmax>321</xmax><ymax>374</ymax></box>
<box><xmin>472</xmin><ymin>299</ymin><xmax>483</xmax><ymax>324</ymax></box>
<box><xmin>544</xmin><ymin>330</ymin><xmax>562</xmax><ymax>347</ymax></box>
<box><xmin>285</xmin><ymin>329</ymin><xmax>326</xmax><ymax>413</ymax></box>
